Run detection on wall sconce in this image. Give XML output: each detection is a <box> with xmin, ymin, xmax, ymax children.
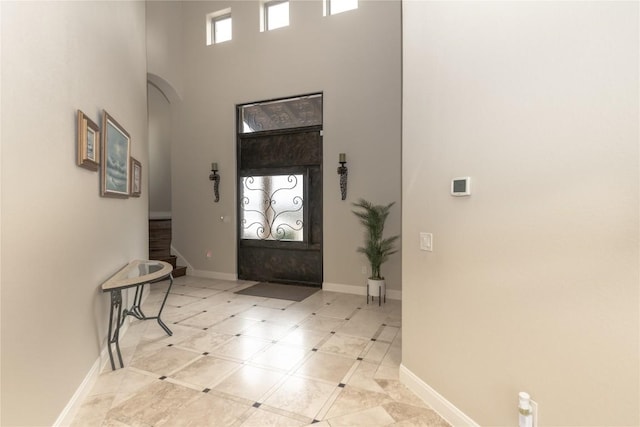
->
<box><xmin>337</xmin><ymin>153</ymin><xmax>348</xmax><ymax>201</ymax></box>
<box><xmin>209</xmin><ymin>162</ymin><xmax>220</xmax><ymax>202</ymax></box>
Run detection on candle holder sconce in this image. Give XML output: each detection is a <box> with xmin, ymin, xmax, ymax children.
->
<box><xmin>337</xmin><ymin>153</ymin><xmax>348</xmax><ymax>201</ymax></box>
<box><xmin>209</xmin><ymin>163</ymin><xmax>220</xmax><ymax>202</ymax></box>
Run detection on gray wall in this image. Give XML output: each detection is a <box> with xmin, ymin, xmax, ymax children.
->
<box><xmin>167</xmin><ymin>1</ymin><xmax>402</xmax><ymax>291</ymax></box>
<box><xmin>0</xmin><ymin>2</ymin><xmax>148</xmax><ymax>425</ymax></box>
<box><xmin>402</xmin><ymin>1</ymin><xmax>639</xmax><ymax>425</ymax></box>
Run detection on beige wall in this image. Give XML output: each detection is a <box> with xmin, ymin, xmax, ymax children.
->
<box><xmin>148</xmin><ymin>83</ymin><xmax>173</xmax><ymax>216</ymax></box>
<box><xmin>170</xmin><ymin>1</ymin><xmax>402</xmax><ymax>289</ymax></box>
<box><xmin>402</xmin><ymin>1</ymin><xmax>639</xmax><ymax>426</ymax></box>
<box><xmin>146</xmin><ymin>0</ymin><xmax>183</xmax><ymax>101</ymax></box>
<box><xmin>0</xmin><ymin>2</ymin><xmax>148</xmax><ymax>425</ymax></box>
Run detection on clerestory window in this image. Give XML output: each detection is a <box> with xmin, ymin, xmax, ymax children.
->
<box><xmin>264</xmin><ymin>1</ymin><xmax>289</xmax><ymax>31</ymax></box>
<box><xmin>324</xmin><ymin>0</ymin><xmax>358</xmax><ymax>16</ymax></box>
<box><xmin>206</xmin><ymin>9</ymin><xmax>232</xmax><ymax>45</ymax></box>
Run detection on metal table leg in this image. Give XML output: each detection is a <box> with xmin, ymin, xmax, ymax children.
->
<box><xmin>107</xmin><ymin>289</ymin><xmax>124</xmax><ymax>370</ymax></box>
<box><xmin>122</xmin><ymin>274</ymin><xmax>174</xmax><ymax>337</ymax></box>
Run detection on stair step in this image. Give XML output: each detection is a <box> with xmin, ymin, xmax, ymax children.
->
<box><xmin>173</xmin><ymin>266</ymin><xmax>187</xmax><ymax>278</ymax></box>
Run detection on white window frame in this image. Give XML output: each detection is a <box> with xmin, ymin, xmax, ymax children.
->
<box><xmin>323</xmin><ymin>0</ymin><xmax>358</xmax><ymax>17</ymax></box>
<box><xmin>262</xmin><ymin>0</ymin><xmax>290</xmax><ymax>32</ymax></box>
<box><xmin>206</xmin><ymin>8</ymin><xmax>232</xmax><ymax>45</ymax></box>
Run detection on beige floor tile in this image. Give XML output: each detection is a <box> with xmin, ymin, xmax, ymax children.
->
<box><xmin>105</xmin><ymin>380</ymin><xmax>200</xmax><ymax>426</ymax></box>
<box><xmin>257</xmin><ymin>298</ymin><xmax>297</xmax><ymax>310</ymax></box>
<box><xmin>250</xmin><ymin>343</ymin><xmax>309</xmax><ymax>371</ymax></box>
<box><xmin>375</xmin><ymin>379</ymin><xmax>428</xmax><ymax>408</ymax></box>
<box><xmin>239</xmin><ymin>305</ymin><xmax>284</xmax><ymax>321</ymax></box>
<box><xmin>214</xmin><ymin>365</ymin><xmax>286</xmax><ymax>401</ymax></box>
<box><xmin>264</xmin><ymin>376</ymin><xmax>336</xmax><ymax>419</ymax></box>
<box><xmin>315</xmin><ymin>303</ymin><xmax>359</xmax><ymax>320</ymax></box>
<box><xmin>338</xmin><ymin>319</ymin><xmax>382</xmax><ymax>340</ymax></box>
<box><xmin>298</xmin><ymin>315</ymin><xmax>345</xmax><ymax>333</ymax></box>
<box><xmin>172</xmin><ymin>355</ymin><xmax>242</xmax><ymax>388</ymax></box>
<box><xmin>279</xmin><ymin>328</ymin><xmax>329</xmax><ymax>350</ymax></box>
<box><xmin>208</xmin><ymin>316</ymin><xmax>262</xmax><ymax>335</ymax></box>
<box><xmin>69</xmin><ymin>279</ymin><xmax>453</xmax><ymax>427</ymax></box>
<box><xmin>374</xmin><ymin>364</ymin><xmax>400</xmax><ymax>381</ymax></box>
<box><xmin>111</xmin><ymin>369</ymin><xmax>158</xmax><ymax>406</ymax></box>
<box><xmin>381</xmin><ymin>343</ymin><xmax>401</xmax><ymax>367</ymax></box>
<box><xmin>176</xmin><ymin>310</ymin><xmax>231</xmax><ymax>329</ymax></box>
<box><xmin>157</xmin><ymin>391</ymin><xmax>252</xmax><ymax>426</ymax></box>
<box><xmin>383</xmin><ymin>401</ymin><xmax>443</xmax><ymax>423</ymax></box>
<box><xmin>243</xmin><ymin>321</ymin><xmax>297</xmax><ymax>341</ymax></box>
<box><xmin>69</xmin><ymin>393</ymin><xmax>114</xmax><ymax>427</ymax></box>
<box><xmin>324</xmin><ymin>385</ymin><xmax>392</xmax><ymax>419</ymax></box>
<box><xmin>319</xmin><ymin>334</ymin><xmax>370</xmax><ymax>359</ymax></box>
<box><xmin>209</xmin><ymin>335</ymin><xmax>270</xmax><ymax>361</ymax></box>
<box><xmin>295</xmin><ymin>352</ymin><xmax>356</xmax><ymax>384</ymax></box>
<box><xmin>389</xmin><ymin>412</ymin><xmax>451</xmax><ymax>427</ymax></box>
<box><xmin>376</xmin><ymin>326</ymin><xmax>400</xmax><ymax>343</ymax></box>
<box><xmin>362</xmin><ymin>341</ymin><xmax>391</xmax><ymax>364</ymax></box>
<box><xmin>165</xmin><ymin>293</ymin><xmax>203</xmax><ymax>307</ymax></box>
<box><xmin>130</xmin><ymin>346</ymin><xmax>200</xmax><ymax>376</ymax></box>
<box><xmin>269</xmin><ymin>308</ymin><xmax>315</xmax><ymax>325</ymax></box>
<box><xmin>174</xmin><ymin>330</ymin><xmax>234</xmax><ymax>352</ymax></box>
<box><xmin>171</xmin><ymin>285</ymin><xmax>222</xmax><ymax>298</ymax></box>
<box><xmin>346</xmin><ymin>361</ymin><xmax>387</xmax><ymax>394</ymax></box>
<box><xmin>327</xmin><ymin>406</ymin><xmax>395</xmax><ymax>426</ymax></box>
<box><xmin>140</xmin><ymin>322</ymin><xmax>200</xmax><ymax>343</ymax></box>
<box><xmin>240</xmin><ymin>408</ymin><xmax>307</xmax><ymax>426</ymax></box>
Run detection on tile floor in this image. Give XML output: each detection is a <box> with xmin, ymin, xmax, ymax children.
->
<box><xmin>71</xmin><ymin>276</ymin><xmax>449</xmax><ymax>426</ymax></box>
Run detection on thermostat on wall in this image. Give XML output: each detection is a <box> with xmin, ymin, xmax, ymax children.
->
<box><xmin>451</xmin><ymin>177</ymin><xmax>471</xmax><ymax>196</ymax></box>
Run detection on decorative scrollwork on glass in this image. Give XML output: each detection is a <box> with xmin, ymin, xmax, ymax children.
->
<box><xmin>241</xmin><ymin>174</ymin><xmax>304</xmax><ymax>241</ymax></box>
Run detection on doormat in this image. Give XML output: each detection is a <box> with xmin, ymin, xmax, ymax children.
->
<box><xmin>235</xmin><ymin>282</ymin><xmax>320</xmax><ymax>302</ymax></box>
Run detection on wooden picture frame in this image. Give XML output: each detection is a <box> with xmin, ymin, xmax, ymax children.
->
<box><xmin>101</xmin><ymin>110</ymin><xmax>130</xmax><ymax>198</ymax></box>
<box><xmin>130</xmin><ymin>157</ymin><xmax>142</xmax><ymax>197</ymax></box>
<box><xmin>77</xmin><ymin>110</ymin><xmax>100</xmax><ymax>171</ymax></box>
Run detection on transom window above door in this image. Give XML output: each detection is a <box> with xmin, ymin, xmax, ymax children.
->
<box><xmin>239</xmin><ymin>93</ymin><xmax>322</xmax><ymax>133</ymax></box>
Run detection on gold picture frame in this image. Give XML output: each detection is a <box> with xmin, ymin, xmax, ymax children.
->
<box><xmin>76</xmin><ymin>110</ymin><xmax>100</xmax><ymax>171</ymax></box>
<box><xmin>130</xmin><ymin>157</ymin><xmax>142</xmax><ymax>197</ymax></box>
<box><xmin>101</xmin><ymin>110</ymin><xmax>130</xmax><ymax>198</ymax></box>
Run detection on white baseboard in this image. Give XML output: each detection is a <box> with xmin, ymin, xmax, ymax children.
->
<box><xmin>399</xmin><ymin>364</ymin><xmax>479</xmax><ymax>427</ymax></box>
<box><xmin>53</xmin><ymin>319</ymin><xmax>131</xmax><ymax>427</ymax></box>
<box><xmin>323</xmin><ymin>282</ymin><xmax>402</xmax><ymax>300</ymax></box>
<box><xmin>169</xmin><ymin>245</ymin><xmax>192</xmax><ymax>272</ymax></box>
<box><xmin>55</xmin><ymin>294</ymin><xmax>141</xmax><ymax>426</ymax></box>
<box><xmin>189</xmin><ymin>269</ymin><xmax>238</xmax><ymax>281</ymax></box>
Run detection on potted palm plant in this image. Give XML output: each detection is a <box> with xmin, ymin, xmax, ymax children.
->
<box><xmin>352</xmin><ymin>198</ymin><xmax>399</xmax><ymax>302</ymax></box>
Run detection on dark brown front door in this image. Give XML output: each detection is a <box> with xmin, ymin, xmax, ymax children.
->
<box><xmin>237</xmin><ymin>126</ymin><xmax>323</xmax><ymax>286</ymax></box>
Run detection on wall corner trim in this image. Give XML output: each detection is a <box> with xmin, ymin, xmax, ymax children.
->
<box><xmin>322</xmin><ymin>282</ymin><xmax>402</xmax><ymax>300</ymax></box>
<box><xmin>399</xmin><ymin>364</ymin><xmax>479</xmax><ymax>427</ymax></box>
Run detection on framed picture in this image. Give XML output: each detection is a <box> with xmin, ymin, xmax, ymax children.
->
<box><xmin>130</xmin><ymin>157</ymin><xmax>141</xmax><ymax>197</ymax></box>
<box><xmin>101</xmin><ymin>110</ymin><xmax>130</xmax><ymax>198</ymax></box>
<box><xmin>76</xmin><ymin>110</ymin><xmax>100</xmax><ymax>171</ymax></box>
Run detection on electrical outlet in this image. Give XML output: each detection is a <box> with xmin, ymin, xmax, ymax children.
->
<box><xmin>361</xmin><ymin>266</ymin><xmax>367</xmax><ymax>275</ymax></box>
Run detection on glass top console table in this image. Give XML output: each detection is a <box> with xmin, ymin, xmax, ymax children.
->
<box><xmin>101</xmin><ymin>259</ymin><xmax>174</xmax><ymax>370</ymax></box>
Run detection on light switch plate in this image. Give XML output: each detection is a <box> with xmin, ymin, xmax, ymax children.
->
<box><xmin>420</xmin><ymin>232</ymin><xmax>433</xmax><ymax>251</ymax></box>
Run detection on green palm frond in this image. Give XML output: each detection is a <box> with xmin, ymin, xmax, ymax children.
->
<box><xmin>352</xmin><ymin>198</ymin><xmax>399</xmax><ymax>280</ymax></box>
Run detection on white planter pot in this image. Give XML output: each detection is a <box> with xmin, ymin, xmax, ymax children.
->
<box><xmin>367</xmin><ymin>278</ymin><xmax>386</xmax><ymax>298</ymax></box>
